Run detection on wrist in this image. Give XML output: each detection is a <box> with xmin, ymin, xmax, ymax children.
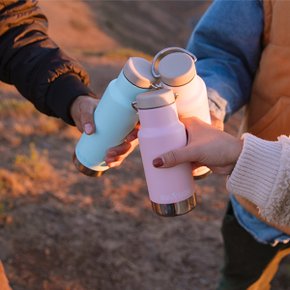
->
<box><xmin>47</xmin><ymin>74</ymin><xmax>93</xmax><ymax>125</ymax></box>
<box><xmin>228</xmin><ymin>138</ymin><xmax>244</xmax><ymax>174</ymax></box>
<box><xmin>226</xmin><ymin>134</ymin><xmax>282</xmax><ymax>207</ymax></box>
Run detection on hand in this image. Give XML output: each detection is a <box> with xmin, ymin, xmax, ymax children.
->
<box><xmin>70</xmin><ymin>95</ymin><xmax>99</xmax><ymax>134</ymax></box>
<box><xmin>210</xmin><ymin>110</ymin><xmax>224</xmax><ymax>131</ymax></box>
<box><xmin>153</xmin><ymin>117</ymin><xmax>243</xmax><ymax>175</ymax></box>
<box><xmin>105</xmin><ymin>126</ymin><xmax>139</xmax><ymax>168</ymax></box>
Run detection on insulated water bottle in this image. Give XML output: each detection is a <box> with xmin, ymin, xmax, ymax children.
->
<box><xmin>136</xmin><ymin>88</ymin><xmax>196</xmax><ymax>217</ymax></box>
<box><xmin>152</xmin><ymin>47</ymin><xmax>212</xmax><ymax>179</ymax></box>
<box><xmin>73</xmin><ymin>57</ymin><xmax>155</xmax><ymax>176</ymax></box>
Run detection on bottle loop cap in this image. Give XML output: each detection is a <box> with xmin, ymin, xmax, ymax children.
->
<box><xmin>151</xmin><ymin>47</ymin><xmax>197</xmax><ymax>85</ymax></box>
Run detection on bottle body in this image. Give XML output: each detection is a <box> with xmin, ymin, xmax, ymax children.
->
<box><xmin>162</xmin><ymin>75</ymin><xmax>212</xmax><ymax>179</ymax></box>
<box><xmin>74</xmin><ymin>70</ymin><xmax>149</xmax><ymax>176</ymax></box>
<box><xmin>137</xmin><ymin>90</ymin><xmax>196</xmax><ymax>217</ymax></box>
<box><xmin>173</xmin><ymin>75</ymin><xmax>211</xmax><ymax>122</ymax></box>
<box><xmin>157</xmin><ymin>50</ymin><xmax>212</xmax><ymax>179</ymax></box>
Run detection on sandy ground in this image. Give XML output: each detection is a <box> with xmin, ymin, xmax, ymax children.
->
<box><xmin>0</xmin><ymin>1</ymin><xmax>289</xmax><ymax>290</ymax></box>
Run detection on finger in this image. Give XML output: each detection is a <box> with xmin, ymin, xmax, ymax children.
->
<box><xmin>106</xmin><ymin>160</ymin><xmax>123</xmax><ymax>168</ymax></box>
<box><xmin>80</xmin><ymin>101</ymin><xmax>98</xmax><ymax>135</ymax></box>
<box><xmin>107</xmin><ymin>142</ymin><xmax>132</xmax><ymax>156</ymax></box>
<box><xmin>153</xmin><ymin>146</ymin><xmax>194</xmax><ymax>168</ymax></box>
<box><xmin>71</xmin><ymin>96</ymin><xmax>99</xmax><ymax>134</ymax></box>
<box><xmin>126</xmin><ymin>127</ymin><xmax>139</xmax><ymax>142</ymax></box>
<box><xmin>74</xmin><ymin>120</ymin><xmax>83</xmax><ymax>133</ymax></box>
<box><xmin>105</xmin><ymin>156</ymin><xmax>120</xmax><ymax>165</ymax></box>
<box><xmin>106</xmin><ymin>150</ymin><xmax>117</xmax><ymax>157</ymax></box>
<box><xmin>210</xmin><ymin>112</ymin><xmax>224</xmax><ymax>131</ymax></box>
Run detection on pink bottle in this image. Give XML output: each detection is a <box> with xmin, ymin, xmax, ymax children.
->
<box><xmin>135</xmin><ymin>88</ymin><xmax>196</xmax><ymax>217</ymax></box>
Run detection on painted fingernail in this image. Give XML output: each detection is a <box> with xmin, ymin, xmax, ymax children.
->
<box><xmin>84</xmin><ymin>123</ymin><xmax>93</xmax><ymax>134</ymax></box>
<box><xmin>153</xmin><ymin>158</ymin><xmax>164</xmax><ymax>168</ymax></box>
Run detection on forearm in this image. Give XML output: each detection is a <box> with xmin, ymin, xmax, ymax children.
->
<box><xmin>0</xmin><ymin>0</ymin><xmax>93</xmax><ymax>124</ymax></box>
<box><xmin>187</xmin><ymin>0</ymin><xmax>263</xmax><ymax>120</ymax></box>
<box><xmin>227</xmin><ymin>134</ymin><xmax>290</xmax><ymax>226</ymax></box>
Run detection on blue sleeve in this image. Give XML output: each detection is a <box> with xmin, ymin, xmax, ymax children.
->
<box><xmin>186</xmin><ymin>0</ymin><xmax>263</xmax><ymax>120</ymax></box>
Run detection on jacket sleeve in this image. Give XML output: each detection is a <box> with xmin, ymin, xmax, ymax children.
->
<box><xmin>0</xmin><ymin>0</ymin><xmax>94</xmax><ymax>125</ymax></box>
<box><xmin>227</xmin><ymin>134</ymin><xmax>290</xmax><ymax>227</ymax></box>
<box><xmin>186</xmin><ymin>0</ymin><xmax>264</xmax><ymax>121</ymax></box>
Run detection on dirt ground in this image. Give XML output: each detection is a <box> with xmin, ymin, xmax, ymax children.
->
<box><xmin>0</xmin><ymin>1</ymin><xmax>289</xmax><ymax>290</ymax></box>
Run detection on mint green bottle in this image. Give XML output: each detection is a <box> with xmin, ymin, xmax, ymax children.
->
<box><xmin>73</xmin><ymin>57</ymin><xmax>155</xmax><ymax>176</ymax></box>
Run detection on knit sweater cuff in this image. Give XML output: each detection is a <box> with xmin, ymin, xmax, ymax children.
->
<box><xmin>226</xmin><ymin>133</ymin><xmax>282</xmax><ymax>209</ymax></box>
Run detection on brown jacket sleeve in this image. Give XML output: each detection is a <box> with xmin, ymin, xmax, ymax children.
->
<box><xmin>0</xmin><ymin>0</ymin><xmax>93</xmax><ymax>125</ymax></box>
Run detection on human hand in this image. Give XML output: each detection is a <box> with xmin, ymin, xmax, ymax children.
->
<box><xmin>70</xmin><ymin>95</ymin><xmax>99</xmax><ymax>134</ymax></box>
<box><xmin>153</xmin><ymin>117</ymin><xmax>243</xmax><ymax>175</ymax></box>
<box><xmin>210</xmin><ymin>110</ymin><xmax>224</xmax><ymax>131</ymax></box>
<box><xmin>105</xmin><ymin>125</ymin><xmax>139</xmax><ymax>168</ymax></box>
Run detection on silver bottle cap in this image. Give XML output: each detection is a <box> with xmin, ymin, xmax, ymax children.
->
<box><xmin>158</xmin><ymin>52</ymin><xmax>196</xmax><ymax>87</ymax></box>
<box><xmin>123</xmin><ymin>57</ymin><xmax>155</xmax><ymax>89</ymax></box>
<box><xmin>135</xmin><ymin>88</ymin><xmax>175</xmax><ymax>110</ymax></box>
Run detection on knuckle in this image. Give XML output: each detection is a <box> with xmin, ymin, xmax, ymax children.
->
<box><xmin>164</xmin><ymin>151</ymin><xmax>177</xmax><ymax>166</ymax></box>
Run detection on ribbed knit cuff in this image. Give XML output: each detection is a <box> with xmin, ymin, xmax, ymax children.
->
<box><xmin>226</xmin><ymin>133</ymin><xmax>282</xmax><ymax>209</ymax></box>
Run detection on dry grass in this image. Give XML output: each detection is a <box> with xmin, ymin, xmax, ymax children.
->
<box><xmin>0</xmin><ymin>98</ymin><xmax>34</xmax><ymax>118</ymax></box>
<box><xmin>0</xmin><ymin>168</ymin><xmax>28</xmax><ymax>196</ymax></box>
<box><xmin>82</xmin><ymin>47</ymin><xmax>152</xmax><ymax>61</ymax></box>
<box><xmin>0</xmin><ymin>98</ymin><xmax>66</xmax><ymax>137</ymax></box>
<box><xmin>14</xmin><ymin>143</ymin><xmax>56</xmax><ymax>181</ymax></box>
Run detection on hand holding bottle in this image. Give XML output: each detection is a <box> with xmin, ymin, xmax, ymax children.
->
<box><xmin>153</xmin><ymin>117</ymin><xmax>243</xmax><ymax>175</ymax></box>
<box><xmin>105</xmin><ymin>111</ymin><xmax>224</xmax><ymax>169</ymax></box>
<box><xmin>105</xmin><ymin>125</ymin><xmax>139</xmax><ymax>168</ymax></box>
<box><xmin>70</xmin><ymin>95</ymin><xmax>99</xmax><ymax>134</ymax></box>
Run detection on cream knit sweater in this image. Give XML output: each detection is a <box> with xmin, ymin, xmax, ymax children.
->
<box><xmin>226</xmin><ymin>133</ymin><xmax>290</xmax><ymax>226</ymax></box>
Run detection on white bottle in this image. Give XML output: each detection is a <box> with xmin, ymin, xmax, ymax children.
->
<box><xmin>154</xmin><ymin>48</ymin><xmax>212</xmax><ymax>179</ymax></box>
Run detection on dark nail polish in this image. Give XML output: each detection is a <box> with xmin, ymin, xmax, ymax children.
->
<box><xmin>153</xmin><ymin>158</ymin><xmax>164</xmax><ymax>168</ymax></box>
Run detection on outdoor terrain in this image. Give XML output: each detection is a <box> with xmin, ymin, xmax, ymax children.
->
<box><xmin>0</xmin><ymin>1</ymin><xmax>289</xmax><ymax>290</ymax></box>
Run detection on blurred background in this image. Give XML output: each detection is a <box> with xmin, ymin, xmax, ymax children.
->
<box><xmin>0</xmin><ymin>1</ymin><xmax>289</xmax><ymax>289</ymax></box>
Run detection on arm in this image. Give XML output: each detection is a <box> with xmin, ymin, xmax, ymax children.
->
<box><xmin>187</xmin><ymin>0</ymin><xmax>264</xmax><ymax>121</ymax></box>
<box><xmin>0</xmin><ymin>0</ymin><xmax>97</xmax><ymax>127</ymax></box>
<box><xmin>152</xmin><ymin>117</ymin><xmax>290</xmax><ymax>227</ymax></box>
<box><xmin>227</xmin><ymin>134</ymin><xmax>290</xmax><ymax>227</ymax></box>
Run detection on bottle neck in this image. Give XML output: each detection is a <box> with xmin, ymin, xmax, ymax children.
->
<box><xmin>115</xmin><ymin>71</ymin><xmax>148</xmax><ymax>102</ymax></box>
<box><xmin>138</xmin><ymin>103</ymin><xmax>179</xmax><ymax>128</ymax></box>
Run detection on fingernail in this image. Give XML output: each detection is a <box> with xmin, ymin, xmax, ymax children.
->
<box><xmin>153</xmin><ymin>158</ymin><xmax>164</xmax><ymax>168</ymax></box>
<box><xmin>84</xmin><ymin>123</ymin><xmax>93</xmax><ymax>134</ymax></box>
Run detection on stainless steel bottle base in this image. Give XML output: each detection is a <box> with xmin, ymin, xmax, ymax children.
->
<box><xmin>151</xmin><ymin>194</ymin><xmax>197</xmax><ymax>217</ymax></box>
<box><xmin>193</xmin><ymin>169</ymin><xmax>212</xmax><ymax>180</ymax></box>
<box><xmin>72</xmin><ymin>152</ymin><xmax>105</xmax><ymax>177</ymax></box>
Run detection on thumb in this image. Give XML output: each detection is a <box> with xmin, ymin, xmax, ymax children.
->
<box><xmin>79</xmin><ymin>97</ymin><xmax>99</xmax><ymax>135</ymax></box>
<box><xmin>153</xmin><ymin>146</ymin><xmax>193</xmax><ymax>168</ymax></box>
<box><xmin>80</xmin><ymin>104</ymin><xmax>97</xmax><ymax>135</ymax></box>
<box><xmin>71</xmin><ymin>95</ymin><xmax>99</xmax><ymax>134</ymax></box>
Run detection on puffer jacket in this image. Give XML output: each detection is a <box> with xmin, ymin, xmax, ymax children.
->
<box><xmin>0</xmin><ymin>0</ymin><xmax>93</xmax><ymax>125</ymax></box>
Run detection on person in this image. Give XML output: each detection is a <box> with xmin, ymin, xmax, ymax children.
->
<box><xmin>0</xmin><ymin>0</ymin><xmax>98</xmax><ymax>288</ymax></box>
<box><xmin>105</xmin><ymin>0</ymin><xmax>290</xmax><ymax>289</ymax></box>
<box><xmin>153</xmin><ymin>117</ymin><xmax>290</xmax><ymax>231</ymax></box>
<box><xmin>185</xmin><ymin>1</ymin><xmax>290</xmax><ymax>289</ymax></box>
<box><xmin>0</xmin><ymin>0</ymin><xmax>98</xmax><ymax>134</ymax></box>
